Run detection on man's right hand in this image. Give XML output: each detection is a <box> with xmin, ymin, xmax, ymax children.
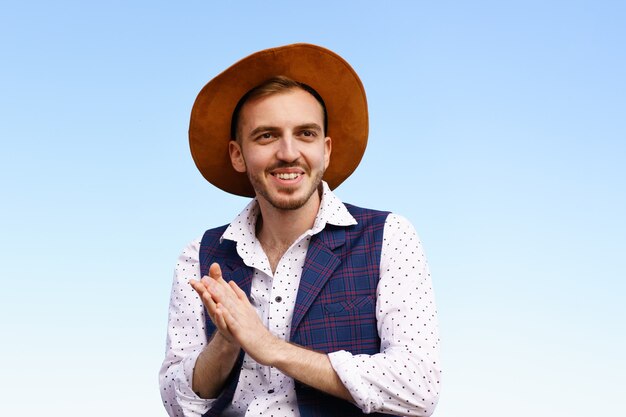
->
<box><xmin>189</xmin><ymin>263</ymin><xmax>239</xmax><ymax>345</ymax></box>
<box><xmin>188</xmin><ymin>263</ymin><xmax>241</xmax><ymax>399</ymax></box>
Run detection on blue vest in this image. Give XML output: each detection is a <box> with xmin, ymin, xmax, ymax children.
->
<box><xmin>199</xmin><ymin>204</ymin><xmax>395</xmax><ymax>417</ymax></box>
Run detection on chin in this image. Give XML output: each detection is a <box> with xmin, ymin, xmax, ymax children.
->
<box><xmin>250</xmin><ymin>171</ymin><xmax>325</xmax><ymax>211</ymax></box>
<box><xmin>265</xmin><ymin>193</ymin><xmax>312</xmax><ymax>211</ymax></box>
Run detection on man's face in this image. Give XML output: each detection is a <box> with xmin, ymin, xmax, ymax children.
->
<box><xmin>229</xmin><ymin>89</ymin><xmax>331</xmax><ymax>211</ymax></box>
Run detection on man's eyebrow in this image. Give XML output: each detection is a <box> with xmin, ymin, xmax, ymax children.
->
<box><xmin>295</xmin><ymin>123</ymin><xmax>323</xmax><ymax>132</ymax></box>
<box><xmin>248</xmin><ymin>123</ymin><xmax>323</xmax><ymax>138</ymax></box>
<box><xmin>248</xmin><ymin>125</ymin><xmax>279</xmax><ymax>137</ymax></box>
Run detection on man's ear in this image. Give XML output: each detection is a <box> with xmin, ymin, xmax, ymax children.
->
<box><xmin>229</xmin><ymin>140</ymin><xmax>246</xmax><ymax>173</ymax></box>
<box><xmin>324</xmin><ymin>136</ymin><xmax>332</xmax><ymax>169</ymax></box>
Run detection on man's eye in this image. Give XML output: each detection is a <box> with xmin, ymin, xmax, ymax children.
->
<box><xmin>302</xmin><ymin>130</ymin><xmax>315</xmax><ymax>137</ymax></box>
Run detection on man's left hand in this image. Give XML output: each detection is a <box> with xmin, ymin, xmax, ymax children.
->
<box><xmin>193</xmin><ymin>262</ymin><xmax>280</xmax><ymax>365</ymax></box>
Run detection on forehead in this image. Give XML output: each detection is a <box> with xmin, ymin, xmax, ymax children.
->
<box><xmin>239</xmin><ymin>89</ymin><xmax>325</xmax><ymax>128</ymax></box>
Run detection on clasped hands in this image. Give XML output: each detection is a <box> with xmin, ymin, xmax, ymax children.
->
<box><xmin>189</xmin><ymin>262</ymin><xmax>279</xmax><ymax>366</ymax></box>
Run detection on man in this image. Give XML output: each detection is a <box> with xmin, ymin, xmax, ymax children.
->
<box><xmin>159</xmin><ymin>44</ymin><xmax>441</xmax><ymax>417</ymax></box>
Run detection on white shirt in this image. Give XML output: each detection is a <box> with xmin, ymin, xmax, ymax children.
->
<box><xmin>159</xmin><ymin>183</ymin><xmax>441</xmax><ymax>417</ymax></box>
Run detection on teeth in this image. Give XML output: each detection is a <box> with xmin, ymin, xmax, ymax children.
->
<box><xmin>276</xmin><ymin>173</ymin><xmax>300</xmax><ymax>180</ymax></box>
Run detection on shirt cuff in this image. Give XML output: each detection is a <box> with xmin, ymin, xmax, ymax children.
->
<box><xmin>328</xmin><ymin>350</ymin><xmax>382</xmax><ymax>414</ymax></box>
<box><xmin>175</xmin><ymin>350</ymin><xmax>214</xmax><ymax>415</ymax></box>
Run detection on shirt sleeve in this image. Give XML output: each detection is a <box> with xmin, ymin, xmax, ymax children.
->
<box><xmin>328</xmin><ymin>213</ymin><xmax>441</xmax><ymax>416</ymax></box>
<box><xmin>158</xmin><ymin>238</ymin><xmax>215</xmax><ymax>417</ymax></box>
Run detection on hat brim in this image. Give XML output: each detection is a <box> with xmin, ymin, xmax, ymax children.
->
<box><xmin>189</xmin><ymin>43</ymin><xmax>368</xmax><ymax>197</ymax></box>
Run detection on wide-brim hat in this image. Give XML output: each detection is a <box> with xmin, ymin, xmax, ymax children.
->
<box><xmin>189</xmin><ymin>43</ymin><xmax>368</xmax><ymax>197</ymax></box>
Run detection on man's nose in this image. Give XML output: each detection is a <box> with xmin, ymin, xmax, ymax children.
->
<box><xmin>276</xmin><ymin>136</ymin><xmax>299</xmax><ymax>162</ymax></box>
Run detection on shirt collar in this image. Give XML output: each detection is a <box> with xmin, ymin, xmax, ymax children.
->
<box><xmin>221</xmin><ymin>181</ymin><xmax>356</xmax><ymax>244</ymax></box>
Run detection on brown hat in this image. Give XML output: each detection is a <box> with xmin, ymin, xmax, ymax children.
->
<box><xmin>189</xmin><ymin>43</ymin><xmax>368</xmax><ymax>197</ymax></box>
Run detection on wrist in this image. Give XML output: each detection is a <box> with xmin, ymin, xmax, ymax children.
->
<box><xmin>192</xmin><ymin>334</ymin><xmax>240</xmax><ymax>399</ymax></box>
<box><xmin>211</xmin><ymin>331</ymin><xmax>240</xmax><ymax>355</ymax></box>
<box><xmin>266</xmin><ymin>336</ymin><xmax>298</xmax><ymax>368</ymax></box>
<box><xmin>253</xmin><ymin>332</ymin><xmax>285</xmax><ymax>367</ymax></box>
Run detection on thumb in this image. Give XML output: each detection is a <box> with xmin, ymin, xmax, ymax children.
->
<box><xmin>209</xmin><ymin>262</ymin><xmax>224</xmax><ymax>281</ymax></box>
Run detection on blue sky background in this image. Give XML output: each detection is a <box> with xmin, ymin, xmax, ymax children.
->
<box><xmin>1</xmin><ymin>1</ymin><xmax>624</xmax><ymax>415</ymax></box>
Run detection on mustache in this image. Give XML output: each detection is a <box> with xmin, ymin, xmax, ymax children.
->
<box><xmin>266</xmin><ymin>162</ymin><xmax>309</xmax><ymax>172</ymax></box>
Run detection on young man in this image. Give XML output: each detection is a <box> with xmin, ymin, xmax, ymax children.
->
<box><xmin>159</xmin><ymin>44</ymin><xmax>441</xmax><ymax>417</ymax></box>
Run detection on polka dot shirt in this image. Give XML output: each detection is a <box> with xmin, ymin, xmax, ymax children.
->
<box><xmin>159</xmin><ymin>182</ymin><xmax>441</xmax><ymax>417</ymax></box>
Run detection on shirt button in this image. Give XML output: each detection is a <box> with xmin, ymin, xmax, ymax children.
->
<box><xmin>267</xmin><ymin>388</ymin><xmax>275</xmax><ymax>394</ymax></box>
<box><xmin>274</xmin><ymin>296</ymin><xmax>282</xmax><ymax>303</ymax></box>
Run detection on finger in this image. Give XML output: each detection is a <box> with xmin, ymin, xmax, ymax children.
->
<box><xmin>208</xmin><ymin>284</ymin><xmax>243</xmax><ymax>326</ymax></box>
<box><xmin>210</xmin><ymin>281</ymin><xmax>240</xmax><ymax>313</ymax></box>
<box><xmin>209</xmin><ymin>262</ymin><xmax>226</xmax><ymax>283</ymax></box>
<box><xmin>204</xmin><ymin>294</ymin><xmax>227</xmax><ymax>328</ymax></box>
<box><xmin>190</xmin><ymin>280</ymin><xmax>220</xmax><ymax>317</ymax></box>
<box><xmin>213</xmin><ymin>305</ymin><xmax>238</xmax><ymax>344</ymax></box>
<box><xmin>204</xmin><ymin>291</ymin><xmax>218</xmax><ymax>312</ymax></box>
<box><xmin>228</xmin><ymin>280</ymin><xmax>248</xmax><ymax>301</ymax></box>
<box><xmin>218</xmin><ymin>303</ymin><xmax>238</xmax><ymax>331</ymax></box>
<box><xmin>200</xmin><ymin>275</ymin><xmax>212</xmax><ymax>287</ymax></box>
<box><xmin>213</xmin><ymin>304</ymin><xmax>230</xmax><ymax>330</ymax></box>
<box><xmin>189</xmin><ymin>279</ymin><xmax>208</xmax><ymax>296</ymax></box>
<box><xmin>208</xmin><ymin>263</ymin><xmax>234</xmax><ymax>296</ymax></box>
<box><xmin>206</xmin><ymin>303</ymin><xmax>234</xmax><ymax>343</ymax></box>
<box><xmin>191</xmin><ymin>279</ymin><xmax>215</xmax><ymax>305</ymax></box>
<box><xmin>206</xmin><ymin>276</ymin><xmax>229</xmax><ymax>305</ymax></box>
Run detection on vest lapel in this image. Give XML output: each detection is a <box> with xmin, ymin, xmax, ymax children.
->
<box><xmin>291</xmin><ymin>226</ymin><xmax>345</xmax><ymax>334</ymax></box>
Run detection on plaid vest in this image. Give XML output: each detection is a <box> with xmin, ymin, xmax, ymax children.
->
<box><xmin>200</xmin><ymin>204</ymin><xmax>395</xmax><ymax>417</ymax></box>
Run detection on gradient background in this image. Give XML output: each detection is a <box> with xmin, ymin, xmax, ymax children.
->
<box><xmin>1</xmin><ymin>1</ymin><xmax>624</xmax><ymax>415</ymax></box>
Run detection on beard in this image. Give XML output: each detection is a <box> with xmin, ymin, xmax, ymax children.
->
<box><xmin>247</xmin><ymin>162</ymin><xmax>325</xmax><ymax>211</ymax></box>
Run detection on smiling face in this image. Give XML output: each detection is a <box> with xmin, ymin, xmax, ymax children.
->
<box><xmin>229</xmin><ymin>88</ymin><xmax>331</xmax><ymax>212</ymax></box>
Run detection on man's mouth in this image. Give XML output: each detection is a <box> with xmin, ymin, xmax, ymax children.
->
<box><xmin>273</xmin><ymin>172</ymin><xmax>301</xmax><ymax>180</ymax></box>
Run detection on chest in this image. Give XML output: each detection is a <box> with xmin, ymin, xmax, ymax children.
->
<box><xmin>248</xmin><ymin>239</ymin><xmax>309</xmax><ymax>341</ymax></box>
<box><xmin>261</xmin><ymin>241</ymin><xmax>292</xmax><ymax>273</ymax></box>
